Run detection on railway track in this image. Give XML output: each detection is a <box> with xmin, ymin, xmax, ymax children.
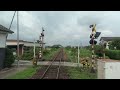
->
<box><xmin>30</xmin><ymin>48</ymin><xmax>69</xmax><ymax>79</ymax></box>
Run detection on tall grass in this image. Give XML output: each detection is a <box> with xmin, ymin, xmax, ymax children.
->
<box><xmin>67</xmin><ymin>67</ymin><xmax>97</xmax><ymax>79</ymax></box>
<box><xmin>65</xmin><ymin>47</ymin><xmax>92</xmax><ymax>63</ymax></box>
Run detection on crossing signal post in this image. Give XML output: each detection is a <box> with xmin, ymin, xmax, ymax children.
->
<box><xmin>89</xmin><ymin>24</ymin><xmax>101</xmax><ymax>73</ymax></box>
<box><xmin>33</xmin><ymin>27</ymin><xmax>45</xmax><ymax>65</ymax></box>
<box><xmin>39</xmin><ymin>27</ymin><xmax>45</xmax><ymax>61</ymax></box>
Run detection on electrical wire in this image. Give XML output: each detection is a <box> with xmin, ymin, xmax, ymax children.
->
<box><xmin>9</xmin><ymin>11</ymin><xmax>16</xmax><ymax>30</ymax></box>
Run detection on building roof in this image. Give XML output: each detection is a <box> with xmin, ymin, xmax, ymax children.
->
<box><xmin>0</xmin><ymin>24</ymin><xmax>14</xmax><ymax>34</ymax></box>
<box><xmin>100</xmin><ymin>37</ymin><xmax>120</xmax><ymax>41</ymax></box>
<box><xmin>6</xmin><ymin>39</ymin><xmax>40</xmax><ymax>47</ymax></box>
<box><xmin>7</xmin><ymin>39</ymin><xmax>45</xmax><ymax>44</ymax></box>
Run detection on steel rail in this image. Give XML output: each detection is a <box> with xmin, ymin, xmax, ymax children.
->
<box><xmin>40</xmin><ymin>49</ymin><xmax>62</xmax><ymax>79</ymax></box>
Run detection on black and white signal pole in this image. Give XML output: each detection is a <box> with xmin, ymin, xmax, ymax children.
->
<box><xmin>89</xmin><ymin>24</ymin><xmax>101</xmax><ymax>73</ymax></box>
<box><xmin>89</xmin><ymin>24</ymin><xmax>96</xmax><ymax>73</ymax></box>
<box><xmin>39</xmin><ymin>27</ymin><xmax>45</xmax><ymax>61</ymax></box>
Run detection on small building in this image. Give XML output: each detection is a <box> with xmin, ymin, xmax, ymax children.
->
<box><xmin>0</xmin><ymin>24</ymin><xmax>14</xmax><ymax>69</ymax></box>
<box><xmin>97</xmin><ymin>59</ymin><xmax>120</xmax><ymax>79</ymax></box>
<box><xmin>6</xmin><ymin>39</ymin><xmax>45</xmax><ymax>56</ymax></box>
<box><xmin>99</xmin><ymin>37</ymin><xmax>120</xmax><ymax>49</ymax></box>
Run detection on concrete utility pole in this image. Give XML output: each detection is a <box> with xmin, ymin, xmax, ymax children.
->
<box><xmin>78</xmin><ymin>44</ymin><xmax>80</xmax><ymax>67</ymax></box>
<box><xmin>34</xmin><ymin>39</ymin><xmax>35</xmax><ymax>58</ymax></box>
<box><xmin>33</xmin><ymin>38</ymin><xmax>37</xmax><ymax>66</ymax></box>
<box><xmin>17</xmin><ymin>11</ymin><xmax>19</xmax><ymax>68</ymax></box>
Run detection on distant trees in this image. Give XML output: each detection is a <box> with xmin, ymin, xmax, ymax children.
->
<box><xmin>51</xmin><ymin>44</ymin><xmax>62</xmax><ymax>48</ymax></box>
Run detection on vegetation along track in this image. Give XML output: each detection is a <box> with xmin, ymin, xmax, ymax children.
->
<box><xmin>30</xmin><ymin>48</ymin><xmax>69</xmax><ymax>79</ymax></box>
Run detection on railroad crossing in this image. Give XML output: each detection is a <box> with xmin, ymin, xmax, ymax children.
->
<box><xmin>30</xmin><ymin>48</ymin><xmax>70</xmax><ymax>79</ymax></box>
<box><xmin>1</xmin><ymin>11</ymin><xmax>120</xmax><ymax>79</ymax></box>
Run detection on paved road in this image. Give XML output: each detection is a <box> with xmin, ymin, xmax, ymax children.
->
<box><xmin>0</xmin><ymin>66</ymin><xmax>28</xmax><ymax>79</ymax></box>
<box><xmin>13</xmin><ymin>60</ymin><xmax>83</xmax><ymax>67</ymax></box>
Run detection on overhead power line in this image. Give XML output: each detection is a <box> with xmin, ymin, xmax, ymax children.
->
<box><xmin>9</xmin><ymin>11</ymin><xmax>16</xmax><ymax>30</ymax></box>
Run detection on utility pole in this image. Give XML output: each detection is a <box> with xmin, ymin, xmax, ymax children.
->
<box><xmin>34</xmin><ymin>39</ymin><xmax>35</xmax><ymax>58</ymax></box>
<box><xmin>17</xmin><ymin>11</ymin><xmax>19</xmax><ymax>68</ymax></box>
<box><xmin>78</xmin><ymin>44</ymin><xmax>80</xmax><ymax>67</ymax></box>
<box><xmin>33</xmin><ymin>38</ymin><xmax>37</xmax><ymax>66</ymax></box>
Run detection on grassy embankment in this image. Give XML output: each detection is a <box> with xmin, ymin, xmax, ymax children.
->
<box><xmin>6</xmin><ymin>66</ymin><xmax>40</xmax><ymax>79</ymax></box>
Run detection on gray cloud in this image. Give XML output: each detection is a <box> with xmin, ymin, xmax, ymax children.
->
<box><xmin>77</xmin><ymin>15</ymin><xmax>101</xmax><ymax>27</ymax></box>
<box><xmin>0</xmin><ymin>11</ymin><xmax>120</xmax><ymax>46</ymax></box>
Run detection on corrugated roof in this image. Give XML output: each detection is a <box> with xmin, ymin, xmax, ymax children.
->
<box><xmin>100</xmin><ymin>37</ymin><xmax>120</xmax><ymax>41</ymax></box>
<box><xmin>0</xmin><ymin>24</ymin><xmax>14</xmax><ymax>33</ymax></box>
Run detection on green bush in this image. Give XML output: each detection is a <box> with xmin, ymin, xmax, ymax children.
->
<box><xmin>109</xmin><ymin>39</ymin><xmax>120</xmax><ymax>50</ymax></box>
<box><xmin>4</xmin><ymin>48</ymin><xmax>15</xmax><ymax>68</ymax></box>
<box><xmin>22</xmin><ymin>52</ymin><xmax>33</xmax><ymax>60</ymax></box>
<box><xmin>21</xmin><ymin>47</ymin><xmax>41</xmax><ymax>60</ymax></box>
<box><xmin>105</xmin><ymin>50</ymin><xmax>120</xmax><ymax>60</ymax></box>
<box><xmin>64</xmin><ymin>47</ymin><xmax>92</xmax><ymax>63</ymax></box>
<box><xmin>43</xmin><ymin>49</ymin><xmax>50</xmax><ymax>55</ymax></box>
<box><xmin>79</xmin><ymin>48</ymin><xmax>92</xmax><ymax>58</ymax></box>
<box><xmin>94</xmin><ymin>45</ymin><xmax>104</xmax><ymax>57</ymax></box>
<box><xmin>86</xmin><ymin>45</ymin><xmax>104</xmax><ymax>57</ymax></box>
<box><xmin>21</xmin><ymin>47</ymin><xmax>34</xmax><ymax>60</ymax></box>
<box><xmin>105</xmin><ymin>56</ymin><xmax>110</xmax><ymax>59</ymax></box>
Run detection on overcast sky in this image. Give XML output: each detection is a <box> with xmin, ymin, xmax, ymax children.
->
<box><xmin>0</xmin><ymin>11</ymin><xmax>120</xmax><ymax>46</ymax></box>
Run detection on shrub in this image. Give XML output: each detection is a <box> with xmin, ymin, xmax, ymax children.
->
<box><xmin>105</xmin><ymin>49</ymin><xmax>120</xmax><ymax>60</ymax></box>
<box><xmin>94</xmin><ymin>45</ymin><xmax>104</xmax><ymax>57</ymax></box>
<box><xmin>21</xmin><ymin>47</ymin><xmax>34</xmax><ymax>60</ymax></box>
<box><xmin>4</xmin><ymin>48</ymin><xmax>15</xmax><ymax>68</ymax></box>
<box><xmin>85</xmin><ymin>45</ymin><xmax>104</xmax><ymax>57</ymax></box>
<box><xmin>109</xmin><ymin>39</ymin><xmax>120</xmax><ymax>50</ymax></box>
<box><xmin>79</xmin><ymin>48</ymin><xmax>92</xmax><ymax>58</ymax></box>
<box><xmin>21</xmin><ymin>52</ymin><xmax>33</xmax><ymax>60</ymax></box>
<box><xmin>21</xmin><ymin>47</ymin><xmax>41</xmax><ymax>60</ymax></box>
<box><xmin>43</xmin><ymin>49</ymin><xmax>50</xmax><ymax>55</ymax></box>
<box><xmin>105</xmin><ymin>56</ymin><xmax>110</xmax><ymax>59</ymax></box>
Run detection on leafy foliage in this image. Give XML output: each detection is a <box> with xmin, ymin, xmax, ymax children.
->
<box><xmin>4</xmin><ymin>48</ymin><xmax>15</xmax><ymax>68</ymax></box>
<box><xmin>65</xmin><ymin>47</ymin><xmax>92</xmax><ymax>63</ymax></box>
<box><xmin>94</xmin><ymin>45</ymin><xmax>104</xmax><ymax>57</ymax></box>
<box><xmin>85</xmin><ymin>45</ymin><xmax>104</xmax><ymax>57</ymax></box>
<box><xmin>21</xmin><ymin>47</ymin><xmax>39</xmax><ymax>60</ymax></box>
<box><xmin>105</xmin><ymin>49</ymin><xmax>120</xmax><ymax>60</ymax></box>
<box><xmin>109</xmin><ymin>39</ymin><xmax>120</xmax><ymax>50</ymax></box>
